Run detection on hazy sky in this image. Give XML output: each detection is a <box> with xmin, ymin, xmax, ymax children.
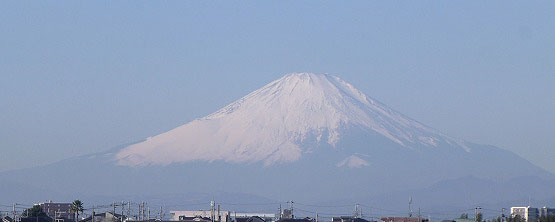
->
<box><xmin>1</xmin><ymin>1</ymin><xmax>554</xmax><ymax>173</ymax></box>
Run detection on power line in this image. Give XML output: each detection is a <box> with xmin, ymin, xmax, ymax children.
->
<box><xmin>218</xmin><ymin>202</ymin><xmax>284</xmax><ymax>206</ymax></box>
<box><xmin>295</xmin><ymin>203</ymin><xmax>354</xmax><ymax>208</ymax></box>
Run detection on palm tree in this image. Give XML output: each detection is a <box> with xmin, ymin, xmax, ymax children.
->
<box><xmin>71</xmin><ymin>200</ymin><xmax>84</xmax><ymax>222</ymax></box>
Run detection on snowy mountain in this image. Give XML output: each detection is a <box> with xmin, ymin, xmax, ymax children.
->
<box><xmin>116</xmin><ymin>73</ymin><xmax>469</xmax><ymax>167</ymax></box>
<box><xmin>0</xmin><ymin>72</ymin><xmax>552</xmax><ymax>207</ymax></box>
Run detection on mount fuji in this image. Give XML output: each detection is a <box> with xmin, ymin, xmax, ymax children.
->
<box><xmin>116</xmin><ymin>73</ymin><xmax>470</xmax><ymax>167</ymax></box>
<box><xmin>1</xmin><ymin>73</ymin><xmax>552</xmax><ymax>209</ymax></box>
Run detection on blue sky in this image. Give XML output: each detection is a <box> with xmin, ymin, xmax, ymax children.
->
<box><xmin>1</xmin><ymin>1</ymin><xmax>554</xmax><ymax>173</ymax></box>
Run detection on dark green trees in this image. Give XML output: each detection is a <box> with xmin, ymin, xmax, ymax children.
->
<box><xmin>22</xmin><ymin>205</ymin><xmax>46</xmax><ymax>217</ymax></box>
<box><xmin>71</xmin><ymin>200</ymin><xmax>84</xmax><ymax>222</ymax></box>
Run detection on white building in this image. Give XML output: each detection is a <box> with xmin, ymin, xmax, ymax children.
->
<box><xmin>511</xmin><ymin>207</ymin><xmax>539</xmax><ymax>222</ymax></box>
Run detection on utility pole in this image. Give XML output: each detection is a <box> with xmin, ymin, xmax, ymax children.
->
<box><xmin>475</xmin><ymin>207</ymin><xmax>482</xmax><ymax>222</ymax></box>
<box><xmin>142</xmin><ymin>202</ymin><xmax>146</xmax><ymax>222</ymax></box>
<box><xmin>121</xmin><ymin>201</ymin><xmax>124</xmax><ymax>222</ymax></box>
<box><xmin>92</xmin><ymin>206</ymin><xmax>96</xmax><ymax>222</ymax></box>
<box><xmin>290</xmin><ymin>201</ymin><xmax>294</xmax><ymax>219</ymax></box>
<box><xmin>148</xmin><ymin>207</ymin><xmax>150</xmax><ymax>221</ymax></box>
<box><xmin>217</xmin><ymin>204</ymin><xmax>221</xmax><ymax>222</ymax></box>
<box><xmin>138</xmin><ymin>203</ymin><xmax>141</xmax><ymax>221</ymax></box>
<box><xmin>354</xmin><ymin>204</ymin><xmax>361</xmax><ymax>218</ymax></box>
<box><xmin>127</xmin><ymin>202</ymin><xmax>131</xmax><ymax>220</ymax></box>
<box><xmin>409</xmin><ymin>197</ymin><xmax>413</xmax><ymax>218</ymax></box>
<box><xmin>279</xmin><ymin>204</ymin><xmax>282</xmax><ymax>220</ymax></box>
<box><xmin>210</xmin><ymin>201</ymin><xmax>215</xmax><ymax>222</ymax></box>
<box><xmin>528</xmin><ymin>196</ymin><xmax>531</xmax><ymax>207</ymax></box>
<box><xmin>13</xmin><ymin>203</ymin><xmax>16</xmax><ymax>222</ymax></box>
<box><xmin>140</xmin><ymin>202</ymin><xmax>143</xmax><ymax>221</ymax></box>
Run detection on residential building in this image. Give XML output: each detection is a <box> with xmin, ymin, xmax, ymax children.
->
<box><xmin>511</xmin><ymin>207</ymin><xmax>539</xmax><ymax>222</ymax></box>
<box><xmin>234</xmin><ymin>216</ymin><xmax>267</xmax><ymax>222</ymax></box>
<box><xmin>276</xmin><ymin>218</ymin><xmax>314</xmax><ymax>222</ymax></box>
<box><xmin>3</xmin><ymin>216</ymin><xmax>14</xmax><ymax>222</ymax></box>
<box><xmin>39</xmin><ymin>203</ymin><xmax>73</xmax><ymax>220</ymax></box>
<box><xmin>539</xmin><ymin>207</ymin><xmax>555</xmax><ymax>218</ymax></box>
<box><xmin>453</xmin><ymin>218</ymin><xmax>474</xmax><ymax>222</ymax></box>
<box><xmin>332</xmin><ymin>217</ymin><xmax>373</xmax><ymax>222</ymax></box>
<box><xmin>380</xmin><ymin>217</ymin><xmax>428</xmax><ymax>222</ymax></box>
<box><xmin>81</xmin><ymin>212</ymin><xmax>127</xmax><ymax>222</ymax></box>
<box><xmin>280</xmin><ymin>210</ymin><xmax>293</xmax><ymax>220</ymax></box>
<box><xmin>20</xmin><ymin>216</ymin><xmax>53</xmax><ymax>222</ymax></box>
<box><xmin>174</xmin><ymin>215</ymin><xmax>211</xmax><ymax>222</ymax></box>
<box><xmin>232</xmin><ymin>213</ymin><xmax>275</xmax><ymax>222</ymax></box>
<box><xmin>169</xmin><ymin>211</ymin><xmax>230</xmax><ymax>222</ymax></box>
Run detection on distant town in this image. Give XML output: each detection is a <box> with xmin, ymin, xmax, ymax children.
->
<box><xmin>1</xmin><ymin>201</ymin><xmax>553</xmax><ymax>222</ymax></box>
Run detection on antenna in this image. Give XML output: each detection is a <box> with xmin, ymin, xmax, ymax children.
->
<box><xmin>409</xmin><ymin>197</ymin><xmax>413</xmax><ymax>217</ymax></box>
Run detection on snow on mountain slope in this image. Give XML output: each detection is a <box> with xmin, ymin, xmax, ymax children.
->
<box><xmin>336</xmin><ymin>154</ymin><xmax>370</xmax><ymax>168</ymax></box>
<box><xmin>116</xmin><ymin>73</ymin><xmax>468</xmax><ymax>166</ymax></box>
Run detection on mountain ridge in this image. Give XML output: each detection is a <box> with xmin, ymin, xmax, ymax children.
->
<box><xmin>115</xmin><ymin>73</ymin><xmax>470</xmax><ymax>167</ymax></box>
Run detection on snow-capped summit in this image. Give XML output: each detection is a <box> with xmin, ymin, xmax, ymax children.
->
<box><xmin>116</xmin><ymin>73</ymin><xmax>468</xmax><ymax>167</ymax></box>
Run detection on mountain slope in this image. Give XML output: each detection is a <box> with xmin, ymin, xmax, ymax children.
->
<box><xmin>116</xmin><ymin>73</ymin><xmax>469</xmax><ymax>167</ymax></box>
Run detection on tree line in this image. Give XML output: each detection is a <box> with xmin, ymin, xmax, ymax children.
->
<box><xmin>19</xmin><ymin>200</ymin><xmax>83</xmax><ymax>221</ymax></box>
